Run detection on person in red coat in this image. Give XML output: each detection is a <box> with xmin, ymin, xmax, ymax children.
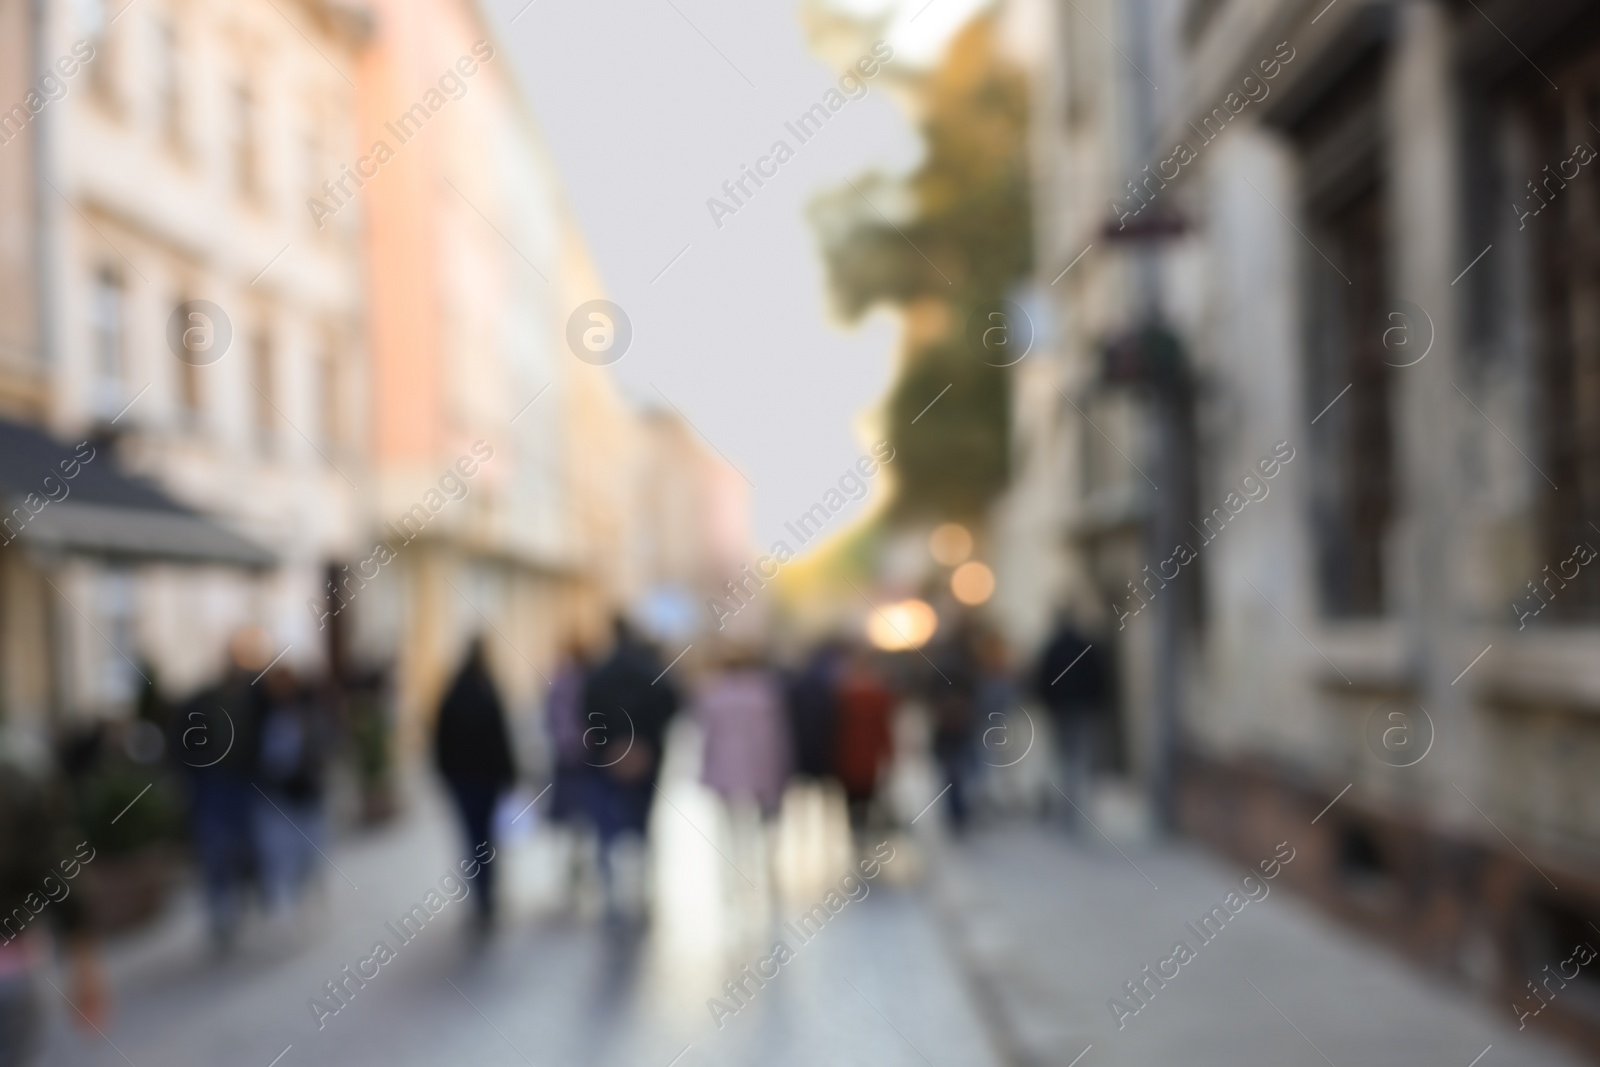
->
<box><xmin>833</xmin><ymin>646</ymin><xmax>895</xmax><ymax>829</ymax></box>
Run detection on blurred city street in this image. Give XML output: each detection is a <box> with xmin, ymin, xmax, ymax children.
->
<box><xmin>6</xmin><ymin>0</ymin><xmax>1600</xmax><ymax>1062</ymax></box>
<box><xmin>35</xmin><ymin>727</ymin><xmax>1589</xmax><ymax>1067</ymax></box>
<box><xmin>36</xmin><ymin>725</ymin><xmax>1004</xmax><ymax>1067</ymax></box>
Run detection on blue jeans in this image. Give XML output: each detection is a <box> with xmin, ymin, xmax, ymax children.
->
<box><xmin>188</xmin><ymin>773</ymin><xmax>255</xmax><ymax>939</ymax></box>
<box><xmin>253</xmin><ymin>793</ymin><xmax>323</xmax><ymax>915</ymax></box>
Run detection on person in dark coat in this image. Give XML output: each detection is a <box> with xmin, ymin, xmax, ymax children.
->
<box><xmin>545</xmin><ymin>641</ymin><xmax>590</xmax><ymax>828</ymax></box>
<box><xmin>1033</xmin><ymin>609</ymin><xmax>1111</xmax><ymax>830</ymax></box>
<box><xmin>927</xmin><ymin>618</ymin><xmax>981</xmax><ymax>831</ymax></box>
<box><xmin>171</xmin><ymin>628</ymin><xmax>267</xmax><ymax>951</ymax></box>
<box><xmin>433</xmin><ymin>636</ymin><xmax>516</xmax><ymax>925</ymax></box>
<box><xmin>785</xmin><ymin>640</ymin><xmax>843</xmax><ymax>783</ymax></box>
<box><xmin>252</xmin><ymin>663</ymin><xmax>331</xmax><ymax>920</ymax></box>
<box><xmin>578</xmin><ymin>617</ymin><xmax>679</xmax><ymax>897</ymax></box>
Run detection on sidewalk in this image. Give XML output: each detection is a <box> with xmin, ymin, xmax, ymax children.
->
<box><xmin>39</xmin><ymin>773</ymin><xmax>1000</xmax><ymax>1067</ymax></box>
<box><xmin>933</xmin><ymin>821</ymin><xmax>1587</xmax><ymax>1067</ymax></box>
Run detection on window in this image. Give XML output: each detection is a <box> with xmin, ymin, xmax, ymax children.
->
<box><xmin>233</xmin><ymin>81</ymin><xmax>258</xmax><ymax>198</ymax></box>
<box><xmin>303</xmin><ymin>127</ymin><xmax>321</xmax><ymax>207</ymax></box>
<box><xmin>76</xmin><ymin>0</ymin><xmax>114</xmax><ymax>103</ymax></box>
<box><xmin>1292</xmin><ymin>49</ymin><xmax>1394</xmax><ymax>618</ymax></box>
<box><xmin>317</xmin><ymin>342</ymin><xmax>340</xmax><ymax>447</ymax></box>
<box><xmin>304</xmin><ymin>103</ymin><xmax>334</xmax><ymax>205</ymax></box>
<box><xmin>95</xmin><ymin>569</ymin><xmax>139</xmax><ymax>709</ymax></box>
<box><xmin>154</xmin><ymin>16</ymin><xmax>181</xmax><ymax>148</ymax></box>
<box><xmin>89</xmin><ymin>269</ymin><xmax>124</xmax><ymax>415</ymax></box>
<box><xmin>1183</xmin><ymin>0</ymin><xmax>1227</xmax><ymax>47</ymax></box>
<box><xmin>1523</xmin><ymin>55</ymin><xmax>1600</xmax><ymax>618</ymax></box>
<box><xmin>73</xmin><ymin>0</ymin><xmax>106</xmax><ymax>37</ymax></box>
<box><xmin>251</xmin><ymin>330</ymin><xmax>276</xmax><ymax>452</ymax></box>
<box><xmin>1306</xmin><ymin>182</ymin><xmax>1394</xmax><ymax>617</ymax></box>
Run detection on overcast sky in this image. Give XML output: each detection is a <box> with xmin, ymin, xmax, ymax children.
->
<box><xmin>486</xmin><ymin>0</ymin><xmax>990</xmax><ymax>548</ymax></box>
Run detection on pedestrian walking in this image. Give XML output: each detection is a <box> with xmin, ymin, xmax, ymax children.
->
<box><xmin>696</xmin><ymin>647</ymin><xmax>790</xmax><ymax>818</ymax></box>
<box><xmin>433</xmin><ymin>636</ymin><xmax>517</xmax><ymax>929</ymax></box>
<box><xmin>833</xmin><ymin>646</ymin><xmax>895</xmax><ymax>830</ymax></box>
<box><xmin>772</xmin><ymin>640</ymin><xmax>851</xmax><ymax>902</ymax></box>
<box><xmin>546</xmin><ymin>641</ymin><xmax>590</xmax><ymax>829</ymax></box>
<box><xmin>695</xmin><ymin>646</ymin><xmax>789</xmax><ymax>939</ymax></box>
<box><xmin>171</xmin><ymin>628</ymin><xmax>267</xmax><ymax>952</ymax></box>
<box><xmin>971</xmin><ymin>627</ymin><xmax>1021</xmax><ymax>805</ymax></box>
<box><xmin>252</xmin><ymin>663</ymin><xmax>330</xmax><ymax>923</ymax></box>
<box><xmin>543</xmin><ymin>641</ymin><xmax>594</xmax><ymax>908</ymax></box>
<box><xmin>579</xmin><ymin>617</ymin><xmax>680</xmax><ymax>909</ymax></box>
<box><xmin>928</xmin><ymin>618</ymin><xmax>981</xmax><ymax>831</ymax></box>
<box><xmin>784</xmin><ymin>640</ymin><xmax>843</xmax><ymax>784</ymax></box>
<box><xmin>1033</xmin><ymin>609</ymin><xmax>1111</xmax><ymax>831</ymax></box>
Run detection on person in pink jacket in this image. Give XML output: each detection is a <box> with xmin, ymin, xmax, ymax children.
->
<box><xmin>695</xmin><ymin>649</ymin><xmax>791</xmax><ymax>818</ymax></box>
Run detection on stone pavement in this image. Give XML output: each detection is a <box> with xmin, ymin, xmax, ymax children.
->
<box><xmin>932</xmin><ymin>821</ymin><xmax>1588</xmax><ymax>1067</ymax></box>
<box><xmin>36</xmin><ymin>776</ymin><xmax>1000</xmax><ymax>1067</ymax></box>
<box><xmin>36</xmin><ymin>754</ymin><xmax>1593</xmax><ymax>1067</ymax></box>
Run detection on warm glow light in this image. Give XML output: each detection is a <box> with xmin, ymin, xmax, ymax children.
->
<box><xmin>929</xmin><ymin>522</ymin><xmax>973</xmax><ymax>566</ymax></box>
<box><xmin>865</xmin><ymin>598</ymin><xmax>939</xmax><ymax>651</ymax></box>
<box><xmin>951</xmin><ymin>561</ymin><xmax>995</xmax><ymax>605</ymax></box>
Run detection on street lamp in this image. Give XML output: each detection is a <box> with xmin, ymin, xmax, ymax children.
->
<box><xmin>1096</xmin><ymin>322</ymin><xmax>1195</xmax><ymax>832</ymax></box>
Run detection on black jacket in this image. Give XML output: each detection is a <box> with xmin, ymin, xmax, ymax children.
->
<box><xmin>1034</xmin><ymin>627</ymin><xmax>1109</xmax><ymax>718</ymax></box>
<box><xmin>433</xmin><ymin>660</ymin><xmax>516</xmax><ymax>787</ymax></box>
<box><xmin>171</xmin><ymin>669</ymin><xmax>262</xmax><ymax>779</ymax></box>
<box><xmin>581</xmin><ymin>638</ymin><xmax>679</xmax><ymax>776</ymax></box>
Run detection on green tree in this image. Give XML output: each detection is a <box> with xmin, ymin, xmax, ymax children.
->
<box><xmin>811</xmin><ymin>16</ymin><xmax>1032</xmax><ymax>522</ymax></box>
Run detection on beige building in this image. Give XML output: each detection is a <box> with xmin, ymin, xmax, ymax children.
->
<box><xmin>1</xmin><ymin>0</ymin><xmax>369</xmax><ymax>743</ymax></box>
<box><xmin>346</xmin><ymin>0</ymin><xmax>744</xmax><ymax>757</ymax></box>
<box><xmin>631</xmin><ymin>405</ymin><xmax>753</xmax><ymax>643</ymax></box>
<box><xmin>0</xmin><ymin>0</ymin><xmax>749</xmax><ymax>787</ymax></box>
<box><xmin>0</xmin><ymin>0</ymin><xmax>40</xmax><ymax>409</ymax></box>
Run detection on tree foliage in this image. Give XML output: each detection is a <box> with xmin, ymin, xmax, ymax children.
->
<box><xmin>812</xmin><ymin>16</ymin><xmax>1032</xmax><ymax>522</ymax></box>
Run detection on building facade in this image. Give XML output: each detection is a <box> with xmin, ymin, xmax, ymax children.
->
<box><xmin>347</xmin><ymin>0</ymin><xmax>656</xmax><ymax>756</ymax></box>
<box><xmin>1009</xmin><ymin>0</ymin><xmax>1600</xmax><ymax>1051</ymax></box>
<box><xmin>0</xmin><ymin>0</ymin><xmax>745</xmax><ymax>767</ymax></box>
<box><xmin>1</xmin><ymin>0</ymin><xmax>369</xmax><ymax>743</ymax></box>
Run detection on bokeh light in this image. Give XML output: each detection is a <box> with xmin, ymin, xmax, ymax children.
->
<box><xmin>928</xmin><ymin>522</ymin><xmax>973</xmax><ymax>566</ymax></box>
<box><xmin>865</xmin><ymin>597</ymin><xmax>939</xmax><ymax>650</ymax></box>
<box><xmin>950</xmin><ymin>561</ymin><xmax>994</xmax><ymax>605</ymax></box>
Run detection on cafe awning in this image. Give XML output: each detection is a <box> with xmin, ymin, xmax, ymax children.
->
<box><xmin>0</xmin><ymin>418</ymin><xmax>274</xmax><ymax>569</ymax></box>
